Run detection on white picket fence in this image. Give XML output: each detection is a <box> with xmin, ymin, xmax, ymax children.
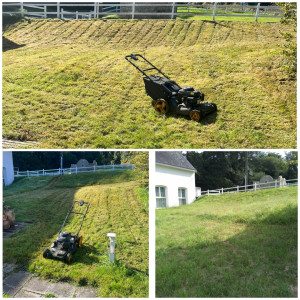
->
<box><xmin>201</xmin><ymin>179</ymin><xmax>298</xmax><ymax>196</ymax></box>
<box><xmin>3</xmin><ymin>2</ymin><xmax>284</xmax><ymax>22</ymax></box>
<box><xmin>15</xmin><ymin>163</ymin><xmax>134</xmax><ymax>177</ymax></box>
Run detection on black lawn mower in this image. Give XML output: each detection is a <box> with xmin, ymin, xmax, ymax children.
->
<box><xmin>43</xmin><ymin>200</ymin><xmax>90</xmax><ymax>263</ymax></box>
<box><xmin>125</xmin><ymin>54</ymin><xmax>217</xmax><ymax>122</ymax></box>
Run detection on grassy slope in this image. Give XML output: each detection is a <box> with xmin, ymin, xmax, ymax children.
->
<box><xmin>3</xmin><ymin>171</ymin><xmax>148</xmax><ymax>297</ymax></box>
<box><xmin>156</xmin><ymin>186</ymin><xmax>297</xmax><ymax>297</ymax></box>
<box><xmin>3</xmin><ymin>19</ymin><xmax>296</xmax><ymax>149</ymax></box>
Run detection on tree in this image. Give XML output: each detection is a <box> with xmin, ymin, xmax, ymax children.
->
<box><xmin>284</xmin><ymin>151</ymin><xmax>298</xmax><ymax>179</ymax></box>
<box><xmin>121</xmin><ymin>152</ymin><xmax>149</xmax><ymax>186</ymax></box>
<box><xmin>278</xmin><ymin>3</ymin><xmax>297</xmax><ymax>77</ymax></box>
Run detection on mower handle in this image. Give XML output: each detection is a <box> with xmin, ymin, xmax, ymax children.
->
<box><xmin>58</xmin><ymin>200</ymin><xmax>90</xmax><ymax>238</ymax></box>
<box><xmin>125</xmin><ymin>53</ymin><xmax>170</xmax><ymax>79</ymax></box>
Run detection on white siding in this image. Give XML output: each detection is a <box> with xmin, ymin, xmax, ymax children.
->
<box><xmin>3</xmin><ymin>152</ymin><xmax>14</xmax><ymax>186</ymax></box>
<box><xmin>155</xmin><ymin>164</ymin><xmax>196</xmax><ymax>208</ymax></box>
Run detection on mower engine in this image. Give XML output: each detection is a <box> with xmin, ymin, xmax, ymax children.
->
<box><xmin>178</xmin><ymin>87</ymin><xmax>205</xmax><ymax>106</ymax></box>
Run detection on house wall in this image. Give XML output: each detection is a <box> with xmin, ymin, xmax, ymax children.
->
<box><xmin>3</xmin><ymin>152</ymin><xmax>14</xmax><ymax>186</ymax></box>
<box><xmin>155</xmin><ymin>164</ymin><xmax>196</xmax><ymax>208</ymax></box>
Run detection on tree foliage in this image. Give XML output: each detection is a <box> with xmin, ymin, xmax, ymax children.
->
<box><xmin>278</xmin><ymin>2</ymin><xmax>297</xmax><ymax>78</ymax></box>
<box><xmin>13</xmin><ymin>151</ymin><xmax>121</xmax><ymax>171</ymax></box>
<box><xmin>121</xmin><ymin>152</ymin><xmax>149</xmax><ymax>187</ymax></box>
<box><xmin>186</xmin><ymin>151</ymin><xmax>297</xmax><ymax>190</ymax></box>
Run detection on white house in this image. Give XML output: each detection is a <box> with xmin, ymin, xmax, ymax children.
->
<box><xmin>3</xmin><ymin>152</ymin><xmax>14</xmax><ymax>186</ymax></box>
<box><xmin>155</xmin><ymin>151</ymin><xmax>197</xmax><ymax>208</ymax></box>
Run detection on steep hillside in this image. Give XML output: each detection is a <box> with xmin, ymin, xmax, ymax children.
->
<box><xmin>3</xmin><ymin>19</ymin><xmax>296</xmax><ymax>148</ymax></box>
<box><xmin>156</xmin><ymin>186</ymin><xmax>297</xmax><ymax>297</ymax></box>
<box><xmin>3</xmin><ymin>171</ymin><xmax>149</xmax><ymax>297</ymax></box>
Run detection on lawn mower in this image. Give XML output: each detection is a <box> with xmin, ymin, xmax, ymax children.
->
<box><xmin>43</xmin><ymin>200</ymin><xmax>89</xmax><ymax>263</ymax></box>
<box><xmin>125</xmin><ymin>54</ymin><xmax>217</xmax><ymax>122</ymax></box>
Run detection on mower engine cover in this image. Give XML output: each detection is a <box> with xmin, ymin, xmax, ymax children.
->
<box><xmin>178</xmin><ymin>87</ymin><xmax>204</xmax><ymax>105</ymax></box>
<box><xmin>143</xmin><ymin>75</ymin><xmax>181</xmax><ymax>100</ymax></box>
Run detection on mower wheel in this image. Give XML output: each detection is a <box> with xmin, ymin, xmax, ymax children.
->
<box><xmin>65</xmin><ymin>253</ymin><xmax>72</xmax><ymax>264</ymax></box>
<box><xmin>76</xmin><ymin>235</ymin><xmax>83</xmax><ymax>247</ymax></box>
<box><xmin>78</xmin><ymin>236</ymin><xmax>83</xmax><ymax>247</ymax></box>
<box><xmin>189</xmin><ymin>110</ymin><xmax>202</xmax><ymax>122</ymax></box>
<box><xmin>154</xmin><ymin>99</ymin><xmax>169</xmax><ymax>114</ymax></box>
<box><xmin>43</xmin><ymin>248</ymin><xmax>50</xmax><ymax>259</ymax></box>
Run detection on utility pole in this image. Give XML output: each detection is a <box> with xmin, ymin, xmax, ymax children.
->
<box><xmin>245</xmin><ymin>151</ymin><xmax>248</xmax><ymax>190</ymax></box>
<box><xmin>60</xmin><ymin>152</ymin><xmax>63</xmax><ymax>175</ymax></box>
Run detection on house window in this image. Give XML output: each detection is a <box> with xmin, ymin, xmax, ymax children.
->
<box><xmin>178</xmin><ymin>188</ymin><xmax>187</xmax><ymax>205</ymax></box>
<box><xmin>156</xmin><ymin>186</ymin><xmax>166</xmax><ymax>208</ymax></box>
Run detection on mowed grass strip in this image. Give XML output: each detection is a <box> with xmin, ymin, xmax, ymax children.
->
<box><xmin>156</xmin><ymin>186</ymin><xmax>297</xmax><ymax>297</ymax></box>
<box><xmin>3</xmin><ymin>19</ymin><xmax>296</xmax><ymax>148</ymax></box>
<box><xmin>3</xmin><ymin>171</ymin><xmax>149</xmax><ymax>297</ymax></box>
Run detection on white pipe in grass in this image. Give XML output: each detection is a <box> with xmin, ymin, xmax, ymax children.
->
<box><xmin>107</xmin><ymin>233</ymin><xmax>116</xmax><ymax>263</ymax></box>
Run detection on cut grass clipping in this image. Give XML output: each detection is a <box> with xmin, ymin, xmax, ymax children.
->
<box><xmin>3</xmin><ymin>171</ymin><xmax>149</xmax><ymax>297</ymax></box>
<box><xmin>3</xmin><ymin>19</ymin><xmax>296</xmax><ymax>149</ymax></box>
<box><xmin>156</xmin><ymin>186</ymin><xmax>297</xmax><ymax>297</ymax></box>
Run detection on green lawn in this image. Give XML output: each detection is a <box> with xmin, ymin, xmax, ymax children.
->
<box><xmin>2</xmin><ymin>19</ymin><xmax>296</xmax><ymax>149</ymax></box>
<box><xmin>156</xmin><ymin>186</ymin><xmax>297</xmax><ymax>297</ymax></box>
<box><xmin>3</xmin><ymin>171</ymin><xmax>149</xmax><ymax>297</ymax></box>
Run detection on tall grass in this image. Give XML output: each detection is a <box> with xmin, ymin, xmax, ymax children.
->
<box><xmin>3</xmin><ymin>19</ymin><xmax>296</xmax><ymax>148</ymax></box>
<box><xmin>156</xmin><ymin>186</ymin><xmax>297</xmax><ymax>297</ymax></box>
<box><xmin>3</xmin><ymin>171</ymin><xmax>149</xmax><ymax>297</ymax></box>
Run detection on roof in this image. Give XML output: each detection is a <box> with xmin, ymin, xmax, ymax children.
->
<box><xmin>156</xmin><ymin>151</ymin><xmax>196</xmax><ymax>171</ymax></box>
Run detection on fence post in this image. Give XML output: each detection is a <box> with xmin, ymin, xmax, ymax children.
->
<box><xmin>208</xmin><ymin>190</ymin><xmax>209</xmax><ymax>196</ymax></box>
<box><xmin>254</xmin><ymin>182</ymin><xmax>256</xmax><ymax>191</ymax></box>
<box><xmin>132</xmin><ymin>2</ymin><xmax>135</xmax><ymax>19</ymax></box>
<box><xmin>96</xmin><ymin>2</ymin><xmax>100</xmax><ymax>18</ymax></box>
<box><xmin>237</xmin><ymin>185</ymin><xmax>239</xmax><ymax>192</ymax></box>
<box><xmin>221</xmin><ymin>187</ymin><xmax>223</xmax><ymax>194</ymax></box>
<box><xmin>76</xmin><ymin>166</ymin><xmax>78</xmax><ymax>174</ymax></box>
<box><xmin>44</xmin><ymin>5</ymin><xmax>47</xmax><ymax>18</ymax></box>
<box><xmin>20</xmin><ymin>2</ymin><xmax>24</xmax><ymax>17</ymax></box>
<box><xmin>171</xmin><ymin>2</ymin><xmax>175</xmax><ymax>19</ymax></box>
<box><xmin>43</xmin><ymin>169</ymin><xmax>45</xmax><ymax>176</ymax></box>
<box><xmin>94</xmin><ymin>2</ymin><xmax>97</xmax><ymax>18</ymax></box>
<box><xmin>212</xmin><ymin>2</ymin><xmax>217</xmax><ymax>21</ymax></box>
<box><xmin>275</xmin><ymin>180</ymin><xmax>277</xmax><ymax>188</ymax></box>
<box><xmin>61</xmin><ymin>8</ymin><xmax>64</xmax><ymax>19</ymax></box>
<box><xmin>255</xmin><ymin>3</ymin><xmax>260</xmax><ymax>22</ymax></box>
<box><xmin>57</xmin><ymin>2</ymin><xmax>60</xmax><ymax>18</ymax></box>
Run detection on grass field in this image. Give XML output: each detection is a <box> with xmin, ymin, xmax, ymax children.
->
<box><xmin>3</xmin><ymin>171</ymin><xmax>149</xmax><ymax>297</ymax></box>
<box><xmin>156</xmin><ymin>186</ymin><xmax>297</xmax><ymax>297</ymax></box>
<box><xmin>3</xmin><ymin>19</ymin><xmax>296</xmax><ymax>149</ymax></box>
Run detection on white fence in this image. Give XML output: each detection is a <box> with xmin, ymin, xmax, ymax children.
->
<box><xmin>201</xmin><ymin>179</ymin><xmax>298</xmax><ymax>196</ymax></box>
<box><xmin>3</xmin><ymin>2</ymin><xmax>284</xmax><ymax>22</ymax></box>
<box><xmin>15</xmin><ymin>163</ymin><xmax>134</xmax><ymax>177</ymax></box>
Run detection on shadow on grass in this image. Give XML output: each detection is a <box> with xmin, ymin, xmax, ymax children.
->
<box><xmin>156</xmin><ymin>205</ymin><xmax>298</xmax><ymax>297</ymax></box>
<box><xmin>3</xmin><ymin>36</ymin><xmax>25</xmax><ymax>52</ymax></box>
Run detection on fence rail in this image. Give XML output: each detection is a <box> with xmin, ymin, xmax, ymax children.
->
<box><xmin>15</xmin><ymin>163</ymin><xmax>134</xmax><ymax>177</ymax></box>
<box><xmin>3</xmin><ymin>2</ymin><xmax>284</xmax><ymax>21</ymax></box>
<box><xmin>201</xmin><ymin>179</ymin><xmax>298</xmax><ymax>196</ymax></box>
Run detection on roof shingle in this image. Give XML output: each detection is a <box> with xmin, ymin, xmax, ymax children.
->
<box><xmin>156</xmin><ymin>151</ymin><xmax>196</xmax><ymax>171</ymax></box>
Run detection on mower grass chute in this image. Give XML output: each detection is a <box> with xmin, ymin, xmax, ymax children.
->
<box><xmin>43</xmin><ymin>200</ymin><xmax>89</xmax><ymax>264</ymax></box>
<box><xmin>125</xmin><ymin>54</ymin><xmax>217</xmax><ymax>122</ymax></box>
